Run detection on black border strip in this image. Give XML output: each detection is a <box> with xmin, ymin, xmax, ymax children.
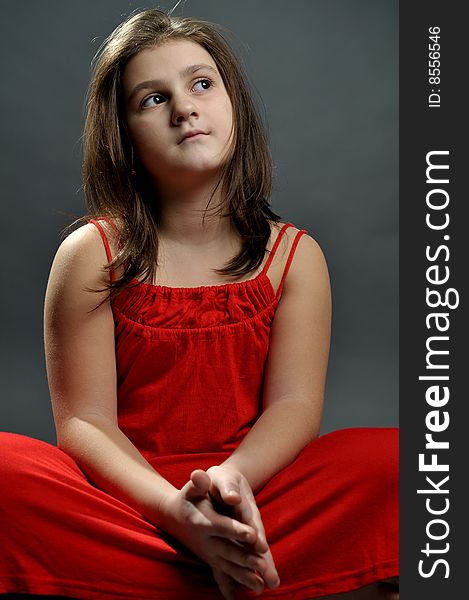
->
<box><xmin>400</xmin><ymin>1</ymin><xmax>465</xmax><ymax>597</ymax></box>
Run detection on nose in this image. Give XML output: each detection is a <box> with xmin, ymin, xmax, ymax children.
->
<box><xmin>171</xmin><ymin>92</ymin><xmax>199</xmax><ymax>125</ymax></box>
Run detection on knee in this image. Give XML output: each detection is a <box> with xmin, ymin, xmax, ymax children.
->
<box><xmin>321</xmin><ymin>427</ymin><xmax>399</xmax><ymax>490</ymax></box>
<box><xmin>0</xmin><ymin>432</ymin><xmax>39</xmax><ymax>478</ymax></box>
<box><xmin>0</xmin><ymin>431</ymin><xmax>60</xmax><ymax>483</ymax></box>
<box><xmin>357</xmin><ymin>427</ymin><xmax>398</xmax><ymax>495</ymax></box>
<box><xmin>0</xmin><ymin>430</ymin><xmax>46</xmax><ymax>454</ymax></box>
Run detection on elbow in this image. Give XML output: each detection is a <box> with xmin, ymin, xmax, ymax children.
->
<box><xmin>302</xmin><ymin>400</ymin><xmax>323</xmax><ymax>443</ymax></box>
<box><xmin>303</xmin><ymin>418</ymin><xmax>320</xmax><ymax>446</ymax></box>
<box><xmin>309</xmin><ymin>421</ymin><xmax>321</xmax><ymax>442</ymax></box>
<box><xmin>56</xmin><ymin>413</ymin><xmax>117</xmax><ymax>455</ymax></box>
<box><xmin>288</xmin><ymin>398</ymin><xmax>322</xmax><ymax>446</ymax></box>
<box><xmin>56</xmin><ymin>416</ymin><xmax>88</xmax><ymax>457</ymax></box>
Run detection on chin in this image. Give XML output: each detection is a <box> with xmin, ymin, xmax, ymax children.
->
<box><xmin>178</xmin><ymin>160</ymin><xmax>226</xmax><ymax>177</ymax></box>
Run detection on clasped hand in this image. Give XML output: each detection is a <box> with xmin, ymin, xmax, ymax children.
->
<box><xmin>158</xmin><ymin>464</ymin><xmax>280</xmax><ymax>599</ymax></box>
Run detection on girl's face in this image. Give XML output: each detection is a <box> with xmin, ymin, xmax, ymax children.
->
<box><xmin>122</xmin><ymin>39</ymin><xmax>234</xmax><ymax>190</ymax></box>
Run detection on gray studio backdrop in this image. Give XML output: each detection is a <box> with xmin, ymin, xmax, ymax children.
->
<box><xmin>0</xmin><ymin>0</ymin><xmax>398</xmax><ymax>443</ymax></box>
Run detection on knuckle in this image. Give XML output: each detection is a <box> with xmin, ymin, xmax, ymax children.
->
<box><xmin>191</xmin><ymin>513</ymin><xmax>205</xmax><ymax>529</ymax></box>
<box><xmin>215</xmin><ymin>518</ymin><xmax>232</xmax><ymax>537</ymax></box>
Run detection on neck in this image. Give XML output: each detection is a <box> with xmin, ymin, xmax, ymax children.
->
<box><xmin>150</xmin><ymin>172</ymin><xmax>238</xmax><ymax>249</ymax></box>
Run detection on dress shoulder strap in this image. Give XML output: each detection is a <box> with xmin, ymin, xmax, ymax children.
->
<box><xmin>88</xmin><ymin>216</ymin><xmax>122</xmax><ymax>283</ymax></box>
<box><xmin>262</xmin><ymin>222</ymin><xmax>309</xmax><ymax>300</ymax></box>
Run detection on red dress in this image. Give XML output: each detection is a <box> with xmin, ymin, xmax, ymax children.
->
<box><xmin>0</xmin><ymin>218</ymin><xmax>399</xmax><ymax>599</ymax></box>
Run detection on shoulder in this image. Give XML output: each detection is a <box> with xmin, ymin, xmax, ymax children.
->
<box><xmin>46</xmin><ymin>223</ymin><xmax>115</xmax><ymax>308</ymax></box>
<box><xmin>269</xmin><ymin>220</ymin><xmax>328</xmax><ymax>274</ymax></box>
<box><xmin>274</xmin><ymin>223</ymin><xmax>331</xmax><ymax>298</ymax></box>
<box><xmin>60</xmin><ymin>218</ymin><xmax>123</xmax><ymax>270</ymax></box>
<box><xmin>56</xmin><ymin>222</ymin><xmax>110</xmax><ymax>272</ymax></box>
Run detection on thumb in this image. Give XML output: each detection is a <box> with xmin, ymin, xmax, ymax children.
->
<box><xmin>206</xmin><ymin>469</ymin><xmax>242</xmax><ymax>506</ymax></box>
<box><xmin>219</xmin><ymin>481</ymin><xmax>242</xmax><ymax>505</ymax></box>
<box><xmin>185</xmin><ymin>469</ymin><xmax>211</xmax><ymax>500</ymax></box>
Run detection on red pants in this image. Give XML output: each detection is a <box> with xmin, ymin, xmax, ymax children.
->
<box><xmin>0</xmin><ymin>427</ymin><xmax>399</xmax><ymax>599</ymax></box>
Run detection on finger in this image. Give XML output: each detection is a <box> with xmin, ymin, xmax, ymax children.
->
<box><xmin>217</xmin><ymin>481</ymin><xmax>242</xmax><ymax>506</ymax></box>
<box><xmin>211</xmin><ymin>513</ymin><xmax>257</xmax><ymax>545</ymax></box>
<box><xmin>255</xmin><ymin>550</ymin><xmax>280</xmax><ymax>589</ymax></box>
<box><xmin>231</xmin><ymin>487</ymin><xmax>257</xmax><ymax>531</ymax></box>
<box><xmin>191</xmin><ymin>469</ymin><xmax>211</xmax><ymax>492</ymax></box>
<box><xmin>213</xmin><ymin>537</ymin><xmax>266</xmax><ymax>572</ymax></box>
<box><xmin>249</xmin><ymin>530</ymin><xmax>269</xmax><ymax>555</ymax></box>
<box><xmin>184</xmin><ymin>470</ymin><xmax>211</xmax><ymax>500</ymax></box>
<box><xmin>231</xmin><ymin>500</ymin><xmax>268</xmax><ymax>554</ymax></box>
<box><xmin>243</xmin><ymin>504</ymin><xmax>270</xmax><ymax>554</ymax></box>
<box><xmin>223</xmin><ymin>540</ymin><xmax>279</xmax><ymax>590</ymax></box>
<box><xmin>212</xmin><ymin>567</ymin><xmax>239</xmax><ymax>600</ymax></box>
<box><xmin>215</xmin><ymin>556</ymin><xmax>264</xmax><ymax>595</ymax></box>
<box><xmin>207</xmin><ymin>475</ymin><xmax>242</xmax><ymax>507</ymax></box>
<box><xmin>232</xmin><ymin>511</ymin><xmax>278</xmax><ymax>585</ymax></box>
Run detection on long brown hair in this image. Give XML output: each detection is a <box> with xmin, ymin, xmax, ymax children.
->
<box><xmin>66</xmin><ymin>7</ymin><xmax>281</xmax><ymax>303</ymax></box>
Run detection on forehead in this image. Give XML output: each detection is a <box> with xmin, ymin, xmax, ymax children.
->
<box><xmin>122</xmin><ymin>39</ymin><xmax>218</xmax><ymax>92</ymax></box>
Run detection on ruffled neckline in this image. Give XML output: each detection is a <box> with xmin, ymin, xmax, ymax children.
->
<box><xmin>129</xmin><ymin>269</ymin><xmax>275</xmax><ymax>297</ymax></box>
<box><xmin>112</xmin><ymin>269</ymin><xmax>277</xmax><ymax>333</ymax></box>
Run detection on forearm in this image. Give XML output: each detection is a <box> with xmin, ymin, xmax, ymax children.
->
<box><xmin>57</xmin><ymin>415</ymin><xmax>177</xmax><ymax>527</ymax></box>
<box><xmin>222</xmin><ymin>400</ymin><xmax>320</xmax><ymax>494</ymax></box>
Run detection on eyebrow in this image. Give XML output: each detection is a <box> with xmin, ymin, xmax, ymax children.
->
<box><xmin>126</xmin><ymin>63</ymin><xmax>219</xmax><ymax>104</ymax></box>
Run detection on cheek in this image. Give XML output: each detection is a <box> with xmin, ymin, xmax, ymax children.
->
<box><xmin>224</xmin><ymin>98</ymin><xmax>234</xmax><ymax>129</ymax></box>
<box><xmin>127</xmin><ymin>120</ymin><xmax>164</xmax><ymax>155</ymax></box>
<box><xmin>125</xmin><ymin>118</ymin><xmax>142</xmax><ymax>149</ymax></box>
<box><xmin>215</xmin><ymin>98</ymin><xmax>234</xmax><ymax>141</ymax></box>
<box><xmin>224</xmin><ymin>104</ymin><xmax>235</xmax><ymax>147</ymax></box>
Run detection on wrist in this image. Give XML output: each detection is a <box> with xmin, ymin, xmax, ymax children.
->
<box><xmin>220</xmin><ymin>457</ymin><xmax>263</xmax><ymax>494</ymax></box>
<box><xmin>147</xmin><ymin>485</ymin><xmax>179</xmax><ymax>530</ymax></box>
<box><xmin>208</xmin><ymin>462</ymin><xmax>240</xmax><ymax>475</ymax></box>
<box><xmin>217</xmin><ymin>459</ymin><xmax>247</xmax><ymax>480</ymax></box>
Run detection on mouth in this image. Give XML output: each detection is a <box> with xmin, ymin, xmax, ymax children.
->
<box><xmin>178</xmin><ymin>130</ymin><xmax>208</xmax><ymax>144</ymax></box>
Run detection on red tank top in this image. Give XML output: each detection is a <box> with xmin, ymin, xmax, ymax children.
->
<box><xmin>89</xmin><ymin>218</ymin><xmax>308</xmax><ymax>462</ymax></box>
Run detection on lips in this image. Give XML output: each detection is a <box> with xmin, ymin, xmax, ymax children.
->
<box><xmin>179</xmin><ymin>130</ymin><xmax>207</xmax><ymax>144</ymax></box>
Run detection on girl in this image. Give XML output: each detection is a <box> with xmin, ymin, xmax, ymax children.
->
<box><xmin>0</xmin><ymin>8</ymin><xmax>398</xmax><ymax>600</ymax></box>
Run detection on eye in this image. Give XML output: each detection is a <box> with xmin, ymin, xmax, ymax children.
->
<box><xmin>141</xmin><ymin>94</ymin><xmax>166</xmax><ymax>108</ymax></box>
<box><xmin>193</xmin><ymin>78</ymin><xmax>213</xmax><ymax>92</ymax></box>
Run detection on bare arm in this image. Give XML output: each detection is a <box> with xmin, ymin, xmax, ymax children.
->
<box><xmin>201</xmin><ymin>231</ymin><xmax>330</xmax><ymax>594</ymax></box>
<box><xmin>44</xmin><ymin>223</ymin><xmax>178</xmax><ymax>524</ymax></box>
<box><xmin>215</xmin><ymin>231</ymin><xmax>332</xmax><ymax>494</ymax></box>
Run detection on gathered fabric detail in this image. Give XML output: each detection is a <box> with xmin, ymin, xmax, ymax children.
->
<box><xmin>112</xmin><ymin>270</ymin><xmax>277</xmax><ymax>332</ymax></box>
<box><xmin>87</xmin><ymin>217</ymin><xmax>309</xmax><ymax>337</ymax></box>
